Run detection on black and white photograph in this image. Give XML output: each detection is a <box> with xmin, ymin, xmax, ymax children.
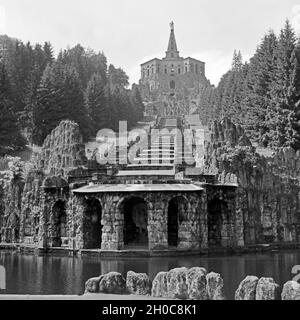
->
<box><xmin>0</xmin><ymin>0</ymin><xmax>300</xmax><ymax>315</ymax></box>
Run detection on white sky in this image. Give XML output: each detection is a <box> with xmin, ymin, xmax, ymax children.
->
<box><xmin>0</xmin><ymin>0</ymin><xmax>300</xmax><ymax>86</ymax></box>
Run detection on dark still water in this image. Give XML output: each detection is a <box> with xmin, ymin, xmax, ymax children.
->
<box><xmin>1</xmin><ymin>250</ymin><xmax>300</xmax><ymax>299</ymax></box>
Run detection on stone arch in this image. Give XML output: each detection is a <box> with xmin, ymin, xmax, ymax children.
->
<box><xmin>167</xmin><ymin>195</ymin><xmax>189</xmax><ymax>247</ymax></box>
<box><xmin>118</xmin><ymin>196</ymin><xmax>149</xmax><ymax>248</ymax></box>
<box><xmin>207</xmin><ymin>198</ymin><xmax>228</xmax><ymax>247</ymax></box>
<box><xmin>51</xmin><ymin>199</ymin><xmax>67</xmax><ymax>247</ymax></box>
<box><xmin>82</xmin><ymin>197</ymin><xmax>103</xmax><ymax>249</ymax></box>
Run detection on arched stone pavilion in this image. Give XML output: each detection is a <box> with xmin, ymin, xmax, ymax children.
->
<box><xmin>33</xmin><ymin>178</ymin><xmax>240</xmax><ymax>254</ymax></box>
<box><xmin>71</xmin><ymin>183</ymin><xmax>206</xmax><ymax>251</ymax></box>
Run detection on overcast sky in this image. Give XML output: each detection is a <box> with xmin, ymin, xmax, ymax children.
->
<box><xmin>0</xmin><ymin>0</ymin><xmax>300</xmax><ymax>86</ymax></box>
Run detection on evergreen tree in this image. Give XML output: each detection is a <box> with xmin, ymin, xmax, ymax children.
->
<box><xmin>287</xmin><ymin>38</ymin><xmax>300</xmax><ymax>150</ymax></box>
<box><xmin>130</xmin><ymin>84</ymin><xmax>144</xmax><ymax>123</ymax></box>
<box><xmin>0</xmin><ymin>63</ymin><xmax>25</xmax><ymax>155</ymax></box>
<box><xmin>108</xmin><ymin>64</ymin><xmax>129</xmax><ymax>88</ymax></box>
<box><xmin>268</xmin><ymin>20</ymin><xmax>297</xmax><ymax>148</ymax></box>
<box><xmin>213</xmin><ymin>51</ymin><xmax>247</xmax><ymax>124</ymax></box>
<box><xmin>243</xmin><ymin>30</ymin><xmax>278</xmax><ymax>145</ymax></box>
<box><xmin>57</xmin><ymin>44</ymin><xmax>107</xmax><ymax>89</ymax></box>
<box><xmin>231</xmin><ymin>50</ymin><xmax>243</xmax><ymax>71</ymax></box>
<box><xmin>32</xmin><ymin>62</ymin><xmax>91</xmax><ymax>145</ymax></box>
<box><xmin>85</xmin><ymin>73</ymin><xmax>109</xmax><ymax>134</ymax></box>
<box><xmin>43</xmin><ymin>42</ymin><xmax>54</xmax><ymax>64</ymax></box>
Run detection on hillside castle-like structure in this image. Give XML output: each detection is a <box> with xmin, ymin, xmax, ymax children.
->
<box><xmin>139</xmin><ymin>22</ymin><xmax>208</xmax><ymax>100</ymax></box>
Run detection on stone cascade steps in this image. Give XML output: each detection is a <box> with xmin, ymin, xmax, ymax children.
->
<box><xmin>131</xmin><ymin>128</ymin><xmax>195</xmax><ymax>165</ymax></box>
<box><xmin>116</xmin><ymin>117</ymin><xmax>195</xmax><ymax>172</ymax></box>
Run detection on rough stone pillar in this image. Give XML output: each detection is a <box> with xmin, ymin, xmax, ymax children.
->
<box><xmin>235</xmin><ymin>188</ymin><xmax>245</xmax><ymax>247</ymax></box>
<box><xmin>101</xmin><ymin>195</ymin><xmax>123</xmax><ymax>250</ymax></box>
<box><xmin>69</xmin><ymin>194</ymin><xmax>85</xmax><ymax>250</ymax></box>
<box><xmin>199</xmin><ymin>189</ymin><xmax>208</xmax><ymax>250</ymax></box>
<box><xmin>113</xmin><ymin>198</ymin><xmax>124</xmax><ymax>250</ymax></box>
<box><xmin>148</xmin><ymin>194</ymin><xmax>168</xmax><ymax>250</ymax></box>
<box><xmin>38</xmin><ymin>191</ymin><xmax>48</xmax><ymax>249</ymax></box>
<box><xmin>178</xmin><ymin>194</ymin><xmax>201</xmax><ymax>250</ymax></box>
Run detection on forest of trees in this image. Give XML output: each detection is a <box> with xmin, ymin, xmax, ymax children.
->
<box><xmin>198</xmin><ymin>20</ymin><xmax>300</xmax><ymax>151</ymax></box>
<box><xmin>0</xmin><ymin>35</ymin><xmax>144</xmax><ymax>154</ymax></box>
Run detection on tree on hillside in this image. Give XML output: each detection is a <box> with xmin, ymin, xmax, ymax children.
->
<box><xmin>57</xmin><ymin>44</ymin><xmax>107</xmax><ymax>89</ymax></box>
<box><xmin>85</xmin><ymin>73</ymin><xmax>109</xmax><ymax>134</ymax></box>
<box><xmin>108</xmin><ymin>64</ymin><xmax>129</xmax><ymax>88</ymax></box>
<box><xmin>32</xmin><ymin>62</ymin><xmax>91</xmax><ymax>145</ymax></box>
<box><xmin>130</xmin><ymin>84</ymin><xmax>144</xmax><ymax>123</ymax></box>
<box><xmin>212</xmin><ymin>51</ymin><xmax>247</xmax><ymax>124</ymax></box>
<box><xmin>268</xmin><ymin>20</ymin><xmax>297</xmax><ymax>148</ymax></box>
<box><xmin>242</xmin><ymin>30</ymin><xmax>278</xmax><ymax>145</ymax></box>
<box><xmin>43</xmin><ymin>42</ymin><xmax>54</xmax><ymax>65</ymax></box>
<box><xmin>197</xmin><ymin>83</ymin><xmax>216</xmax><ymax>125</ymax></box>
<box><xmin>287</xmin><ymin>38</ymin><xmax>300</xmax><ymax>150</ymax></box>
<box><xmin>231</xmin><ymin>50</ymin><xmax>243</xmax><ymax>71</ymax></box>
<box><xmin>0</xmin><ymin>63</ymin><xmax>25</xmax><ymax>155</ymax></box>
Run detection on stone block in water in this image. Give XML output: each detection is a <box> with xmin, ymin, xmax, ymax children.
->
<box><xmin>151</xmin><ymin>267</ymin><xmax>209</xmax><ymax>300</ymax></box>
<box><xmin>151</xmin><ymin>271</ymin><xmax>168</xmax><ymax>298</ymax></box>
<box><xmin>281</xmin><ymin>281</ymin><xmax>300</xmax><ymax>300</ymax></box>
<box><xmin>235</xmin><ymin>275</ymin><xmax>258</xmax><ymax>300</ymax></box>
<box><xmin>255</xmin><ymin>277</ymin><xmax>280</xmax><ymax>300</ymax></box>
<box><xmin>99</xmin><ymin>272</ymin><xmax>126</xmax><ymax>294</ymax></box>
<box><xmin>167</xmin><ymin>267</ymin><xmax>189</xmax><ymax>299</ymax></box>
<box><xmin>84</xmin><ymin>275</ymin><xmax>103</xmax><ymax>293</ymax></box>
<box><xmin>206</xmin><ymin>272</ymin><xmax>225</xmax><ymax>300</ymax></box>
<box><xmin>187</xmin><ymin>267</ymin><xmax>208</xmax><ymax>300</ymax></box>
<box><xmin>126</xmin><ymin>271</ymin><xmax>152</xmax><ymax>295</ymax></box>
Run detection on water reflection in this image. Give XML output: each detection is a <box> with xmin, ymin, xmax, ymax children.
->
<box><xmin>1</xmin><ymin>250</ymin><xmax>300</xmax><ymax>299</ymax></box>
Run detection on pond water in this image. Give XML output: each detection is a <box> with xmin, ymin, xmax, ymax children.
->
<box><xmin>0</xmin><ymin>250</ymin><xmax>300</xmax><ymax>299</ymax></box>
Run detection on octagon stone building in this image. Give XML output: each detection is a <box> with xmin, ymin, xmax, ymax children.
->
<box><xmin>139</xmin><ymin>22</ymin><xmax>207</xmax><ymax>99</ymax></box>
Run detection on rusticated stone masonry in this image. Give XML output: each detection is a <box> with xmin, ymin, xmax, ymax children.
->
<box><xmin>69</xmin><ymin>190</ymin><xmax>204</xmax><ymax>251</ymax></box>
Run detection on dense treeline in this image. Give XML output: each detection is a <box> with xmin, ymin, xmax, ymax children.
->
<box><xmin>198</xmin><ymin>20</ymin><xmax>300</xmax><ymax>150</ymax></box>
<box><xmin>0</xmin><ymin>35</ymin><xmax>144</xmax><ymax>153</ymax></box>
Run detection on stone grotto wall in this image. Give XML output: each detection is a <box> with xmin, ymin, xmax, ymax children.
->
<box><xmin>35</xmin><ymin>120</ymin><xmax>87</xmax><ymax>178</ymax></box>
<box><xmin>19</xmin><ymin>169</ymin><xmax>44</xmax><ymax>244</ymax></box>
<box><xmin>0</xmin><ymin>121</ymin><xmax>87</xmax><ymax>246</ymax></box>
<box><xmin>0</xmin><ymin>159</ymin><xmax>25</xmax><ymax>243</ymax></box>
<box><xmin>202</xmin><ymin>118</ymin><xmax>300</xmax><ymax>245</ymax></box>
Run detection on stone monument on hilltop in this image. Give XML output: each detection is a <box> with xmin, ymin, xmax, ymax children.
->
<box><xmin>139</xmin><ymin>21</ymin><xmax>210</xmax><ymax>104</ymax></box>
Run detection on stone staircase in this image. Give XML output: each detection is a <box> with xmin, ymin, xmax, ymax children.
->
<box><xmin>117</xmin><ymin>116</ymin><xmax>195</xmax><ymax>177</ymax></box>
